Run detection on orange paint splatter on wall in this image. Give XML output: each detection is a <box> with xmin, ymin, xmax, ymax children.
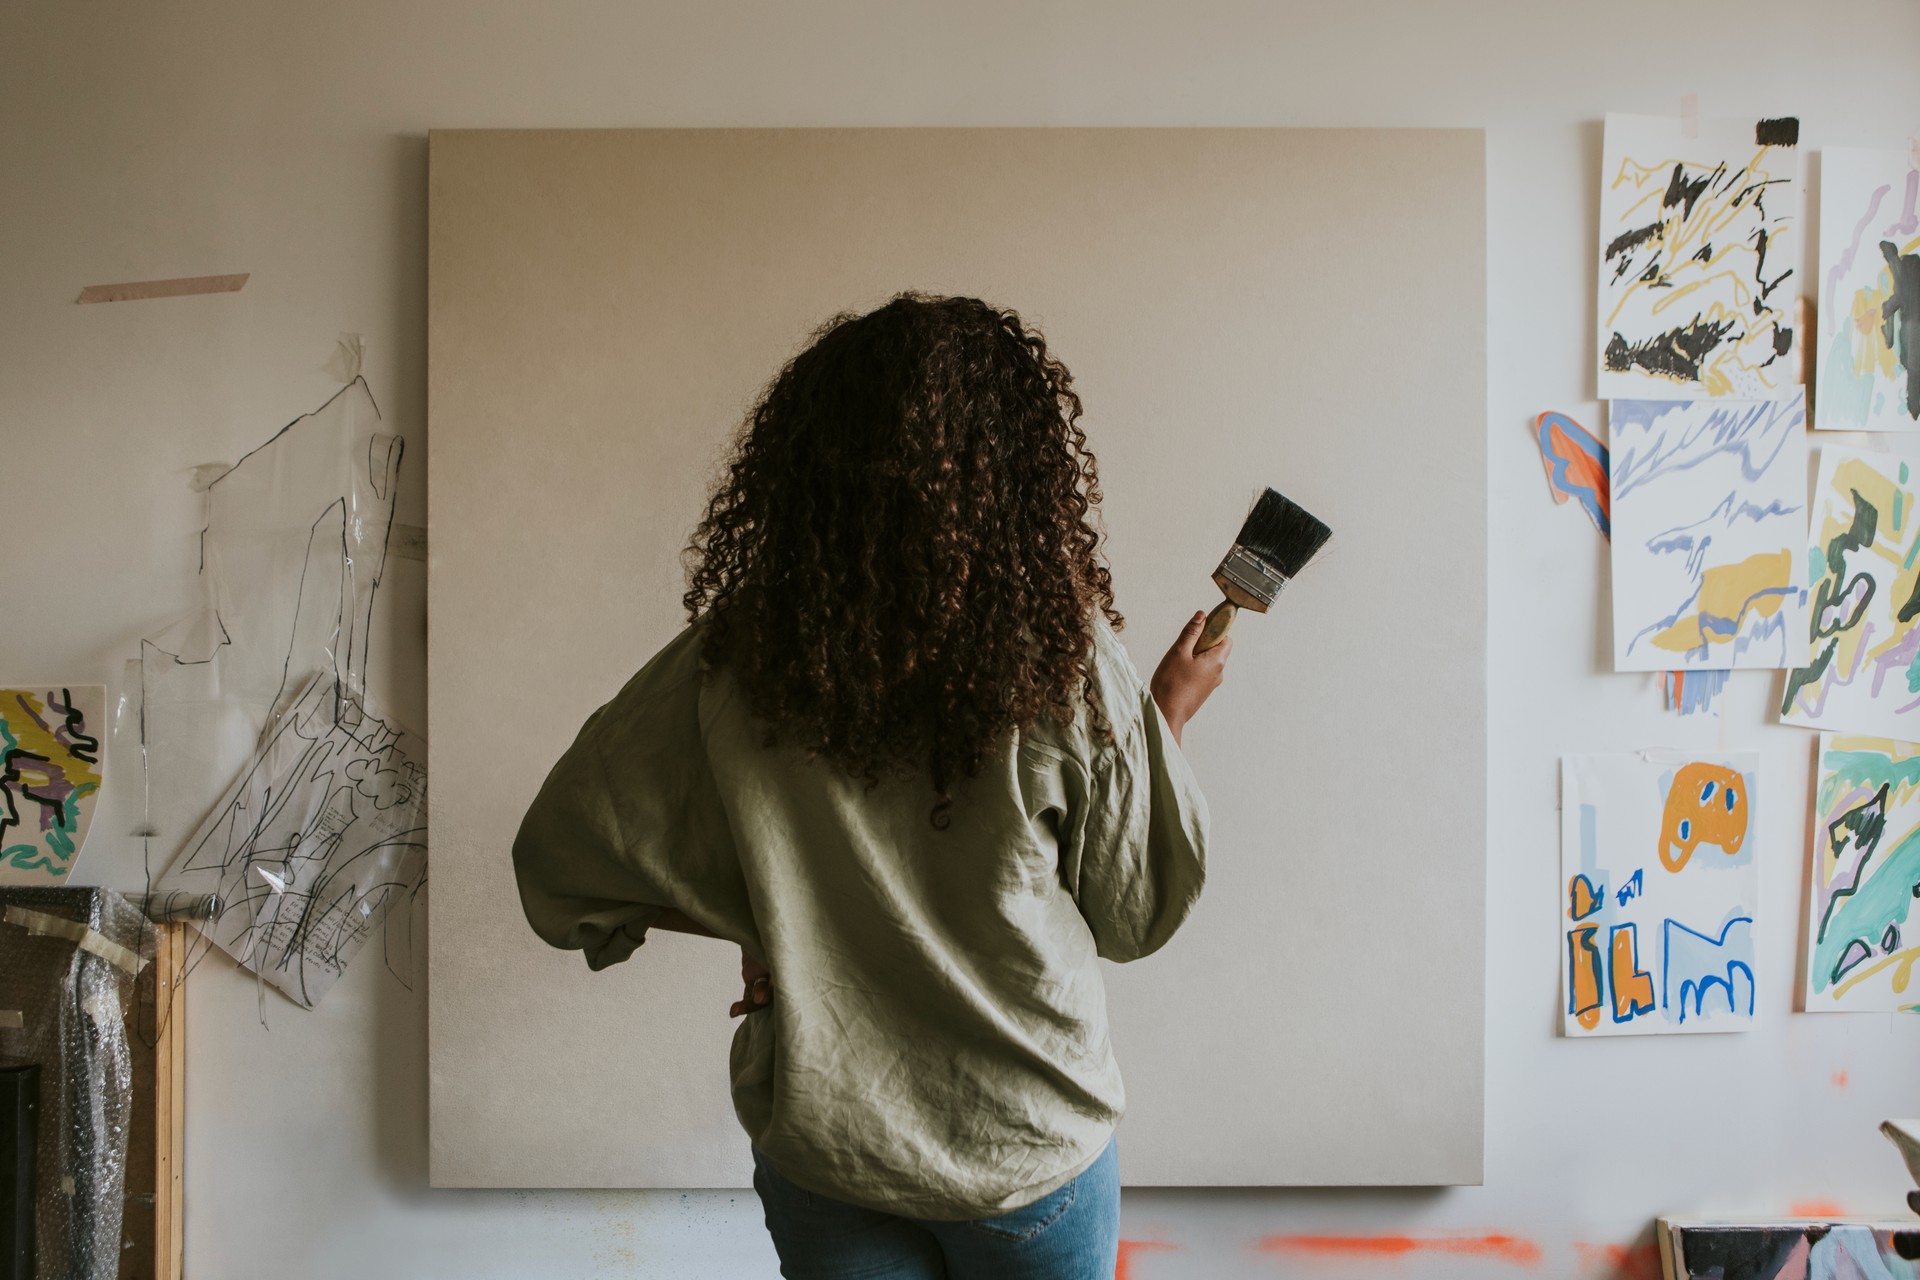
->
<box><xmin>1257</xmin><ymin>1233</ymin><xmax>1543</xmax><ymax>1264</ymax></box>
<box><xmin>1115</xmin><ymin>1239</ymin><xmax>1177</xmax><ymax>1280</ymax></box>
<box><xmin>1831</xmin><ymin>1070</ymin><xmax>1850</xmax><ymax>1088</ymax></box>
<box><xmin>1572</xmin><ymin>1239</ymin><xmax>1663</xmax><ymax>1280</ymax></box>
<box><xmin>1789</xmin><ymin>1200</ymin><xmax>1848</xmax><ymax>1217</ymax></box>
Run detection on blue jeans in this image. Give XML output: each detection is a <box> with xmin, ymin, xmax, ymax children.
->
<box><xmin>752</xmin><ymin>1138</ymin><xmax>1120</xmax><ymax>1280</ymax></box>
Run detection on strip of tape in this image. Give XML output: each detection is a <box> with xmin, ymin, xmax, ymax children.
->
<box><xmin>391</xmin><ymin>522</ymin><xmax>427</xmax><ymax>563</ymax></box>
<box><xmin>324</xmin><ymin>332</ymin><xmax>365</xmax><ymax>383</ymax></box>
<box><xmin>1911</xmin><ymin>137</ymin><xmax>1920</xmax><ymax>172</ymax></box>
<box><xmin>75</xmin><ymin>272</ymin><xmax>250</xmax><ymax>304</ymax></box>
<box><xmin>134</xmin><ymin>891</ymin><xmax>221</xmax><ymax>923</ymax></box>
<box><xmin>187</xmin><ymin>462</ymin><xmax>232</xmax><ymax>492</ymax></box>
<box><xmin>0</xmin><ymin>1010</ymin><xmax>21</xmax><ymax>1030</ymax></box>
<box><xmin>1680</xmin><ymin>93</ymin><xmax>1699</xmax><ymax>139</ymax></box>
<box><xmin>2</xmin><ymin>905</ymin><xmax>146</xmax><ymax>976</ymax></box>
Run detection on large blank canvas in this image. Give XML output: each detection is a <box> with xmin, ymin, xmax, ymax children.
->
<box><xmin>427</xmin><ymin>129</ymin><xmax>1486</xmax><ymax>1188</ymax></box>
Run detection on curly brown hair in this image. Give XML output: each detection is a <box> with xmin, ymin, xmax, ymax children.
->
<box><xmin>683</xmin><ymin>293</ymin><xmax>1121</xmax><ymax>824</ymax></box>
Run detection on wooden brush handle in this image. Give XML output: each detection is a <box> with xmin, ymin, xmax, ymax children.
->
<box><xmin>1196</xmin><ymin>599</ymin><xmax>1236</xmax><ymax>653</ymax></box>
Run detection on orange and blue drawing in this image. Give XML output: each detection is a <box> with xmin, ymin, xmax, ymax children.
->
<box><xmin>1533</xmin><ymin>411</ymin><xmax>1609</xmax><ymax>538</ymax></box>
<box><xmin>0</xmin><ymin>686</ymin><xmax>105</xmax><ymax>885</ymax></box>
<box><xmin>1563</xmin><ymin>753</ymin><xmax>1758</xmax><ymax>1035</ymax></box>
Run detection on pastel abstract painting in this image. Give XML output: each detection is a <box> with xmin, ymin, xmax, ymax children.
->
<box><xmin>1805</xmin><ymin>734</ymin><xmax>1920</xmax><ymax>1013</ymax></box>
<box><xmin>1561</xmin><ymin>752</ymin><xmax>1759</xmax><ymax>1037</ymax></box>
<box><xmin>1781</xmin><ymin>447</ymin><xmax>1920</xmax><ymax>736</ymax></box>
<box><xmin>1598</xmin><ymin>113</ymin><xmax>1800</xmax><ymax>400</ymax></box>
<box><xmin>1609</xmin><ymin>392</ymin><xmax>1810</xmax><ymax>671</ymax></box>
<box><xmin>1815</xmin><ymin>147</ymin><xmax>1920</xmax><ymax>430</ymax></box>
<box><xmin>0</xmin><ymin>686</ymin><xmax>105</xmax><ymax>886</ymax></box>
<box><xmin>1663</xmin><ymin>1219</ymin><xmax>1919</xmax><ymax>1280</ymax></box>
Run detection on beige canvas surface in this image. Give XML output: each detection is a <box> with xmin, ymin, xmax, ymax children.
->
<box><xmin>427</xmin><ymin>128</ymin><xmax>1486</xmax><ymax>1188</ymax></box>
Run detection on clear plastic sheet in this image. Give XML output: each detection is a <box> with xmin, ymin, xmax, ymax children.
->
<box><xmin>115</xmin><ymin>376</ymin><xmax>424</xmax><ymax>1007</ymax></box>
<box><xmin>0</xmin><ymin>887</ymin><xmax>146</xmax><ymax>1280</ymax></box>
<box><xmin>154</xmin><ymin>671</ymin><xmax>426</xmax><ymax>1008</ymax></box>
<box><xmin>129</xmin><ymin>377</ymin><xmax>401</xmax><ymax>869</ymax></box>
<box><xmin>125</xmin><ymin>379</ymin><xmax>426</xmax><ymax>1013</ymax></box>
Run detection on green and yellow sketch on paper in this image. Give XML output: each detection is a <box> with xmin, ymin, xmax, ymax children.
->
<box><xmin>1815</xmin><ymin>148</ymin><xmax>1920</xmax><ymax>431</ymax></box>
<box><xmin>0</xmin><ymin>685</ymin><xmax>105</xmax><ymax>885</ymax></box>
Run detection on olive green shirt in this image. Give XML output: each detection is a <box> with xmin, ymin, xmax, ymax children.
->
<box><xmin>512</xmin><ymin>616</ymin><xmax>1208</xmax><ymax>1219</ymax></box>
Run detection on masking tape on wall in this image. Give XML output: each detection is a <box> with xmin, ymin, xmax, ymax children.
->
<box><xmin>75</xmin><ymin>273</ymin><xmax>250</xmax><ymax>304</ymax></box>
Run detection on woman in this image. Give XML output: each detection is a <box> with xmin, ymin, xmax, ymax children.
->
<box><xmin>514</xmin><ymin>293</ymin><xmax>1225</xmax><ymax>1279</ymax></box>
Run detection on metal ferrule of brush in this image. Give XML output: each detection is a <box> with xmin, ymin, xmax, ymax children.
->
<box><xmin>1214</xmin><ymin>545</ymin><xmax>1288</xmax><ymax>611</ymax></box>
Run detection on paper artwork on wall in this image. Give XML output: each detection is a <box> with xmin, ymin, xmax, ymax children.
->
<box><xmin>0</xmin><ymin>686</ymin><xmax>104</xmax><ymax>886</ymax></box>
<box><xmin>1663</xmin><ymin>669</ymin><xmax>1730</xmax><ymax>717</ymax></box>
<box><xmin>1562</xmin><ymin>752</ymin><xmax>1759</xmax><ymax>1036</ymax></box>
<box><xmin>1533</xmin><ymin>410</ymin><xmax>1611</xmax><ymax>538</ymax></box>
<box><xmin>1815</xmin><ymin>147</ymin><xmax>1920</xmax><ymax>430</ymax></box>
<box><xmin>1805</xmin><ymin>734</ymin><xmax>1920</xmax><ymax>1013</ymax></box>
<box><xmin>153</xmin><ymin>671</ymin><xmax>427</xmax><ymax>1008</ymax></box>
<box><xmin>1598</xmin><ymin>113</ymin><xmax>1800</xmax><ymax>400</ymax></box>
<box><xmin>1608</xmin><ymin>392</ymin><xmax>1809</xmax><ymax>671</ymax></box>
<box><xmin>1781</xmin><ymin>447</ymin><xmax>1920</xmax><ymax>736</ymax></box>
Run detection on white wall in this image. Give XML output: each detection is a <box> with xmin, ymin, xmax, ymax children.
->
<box><xmin>3</xmin><ymin>2</ymin><xmax>1916</xmax><ymax>1277</ymax></box>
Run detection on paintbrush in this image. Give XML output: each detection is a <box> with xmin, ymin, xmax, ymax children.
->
<box><xmin>1195</xmin><ymin>487</ymin><xmax>1331</xmax><ymax>653</ymax></box>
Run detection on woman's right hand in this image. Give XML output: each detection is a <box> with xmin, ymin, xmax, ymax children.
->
<box><xmin>1149</xmin><ymin>611</ymin><xmax>1230</xmax><ymax>746</ymax></box>
<box><xmin>729</xmin><ymin>949</ymin><xmax>772</xmax><ymax>1018</ymax></box>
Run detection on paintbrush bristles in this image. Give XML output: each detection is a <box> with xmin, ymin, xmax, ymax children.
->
<box><xmin>1233</xmin><ymin>487</ymin><xmax>1331</xmax><ymax>580</ymax></box>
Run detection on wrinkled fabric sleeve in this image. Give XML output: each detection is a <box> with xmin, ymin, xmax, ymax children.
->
<box><xmin>513</xmin><ymin>629</ymin><xmax>744</xmax><ymax>970</ymax></box>
<box><xmin>1061</xmin><ymin>627</ymin><xmax>1210</xmax><ymax>962</ymax></box>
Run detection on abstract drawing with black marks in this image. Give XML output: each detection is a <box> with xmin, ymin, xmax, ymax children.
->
<box><xmin>0</xmin><ymin>686</ymin><xmax>105</xmax><ymax>886</ymax></box>
<box><xmin>1598</xmin><ymin>113</ymin><xmax>1800</xmax><ymax>400</ymax></box>
<box><xmin>1781</xmin><ymin>446</ymin><xmax>1920</xmax><ymax>739</ymax></box>
<box><xmin>153</xmin><ymin>670</ymin><xmax>427</xmax><ymax>1009</ymax></box>
<box><xmin>1814</xmin><ymin>147</ymin><xmax>1920</xmax><ymax>431</ymax></box>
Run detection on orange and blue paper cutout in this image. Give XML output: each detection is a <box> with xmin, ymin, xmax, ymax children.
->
<box><xmin>1533</xmin><ymin>411</ymin><xmax>1610</xmax><ymax>539</ymax></box>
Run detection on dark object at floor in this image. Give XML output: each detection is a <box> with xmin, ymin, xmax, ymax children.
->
<box><xmin>0</xmin><ymin>888</ymin><xmax>145</xmax><ymax>1280</ymax></box>
<box><xmin>0</xmin><ymin>1065</ymin><xmax>38</xmax><ymax>1280</ymax></box>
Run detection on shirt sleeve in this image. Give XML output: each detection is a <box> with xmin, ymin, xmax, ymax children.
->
<box><xmin>512</xmin><ymin>625</ymin><xmax>745</xmax><ymax>971</ymax></box>
<box><xmin>1058</xmin><ymin>620</ymin><xmax>1210</xmax><ymax>963</ymax></box>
